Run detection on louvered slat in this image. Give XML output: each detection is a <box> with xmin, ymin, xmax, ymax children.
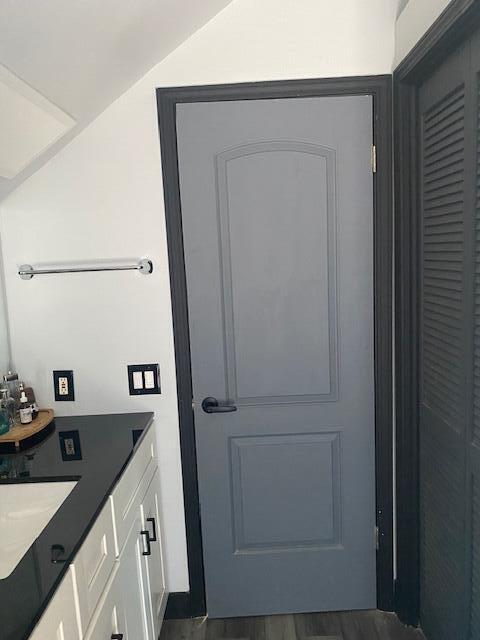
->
<box><xmin>469</xmin><ymin>478</ymin><xmax>480</xmax><ymax>639</ymax></box>
<box><xmin>473</xmin><ymin>79</ymin><xmax>480</xmax><ymax>448</ymax></box>
<box><xmin>422</xmin><ymin>85</ymin><xmax>465</xmax><ymax>431</ymax></box>
<box><xmin>420</xmin><ymin>83</ymin><xmax>466</xmax><ymax>640</ymax></box>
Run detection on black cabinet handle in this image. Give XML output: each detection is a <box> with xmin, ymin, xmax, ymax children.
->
<box><xmin>141</xmin><ymin>530</ymin><xmax>151</xmax><ymax>556</ymax></box>
<box><xmin>146</xmin><ymin>517</ymin><xmax>157</xmax><ymax>542</ymax></box>
<box><xmin>201</xmin><ymin>396</ymin><xmax>237</xmax><ymax>413</ymax></box>
<box><xmin>51</xmin><ymin>544</ymin><xmax>67</xmax><ymax>564</ymax></box>
<box><xmin>111</xmin><ymin>635</ymin><xmax>123</xmax><ymax>639</ymax></box>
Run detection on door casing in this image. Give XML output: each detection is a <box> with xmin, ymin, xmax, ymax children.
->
<box><xmin>156</xmin><ymin>75</ymin><xmax>393</xmax><ymax>619</ymax></box>
<box><xmin>395</xmin><ymin>0</ymin><xmax>480</xmax><ymax>628</ymax></box>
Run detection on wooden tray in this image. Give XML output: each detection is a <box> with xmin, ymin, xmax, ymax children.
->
<box><xmin>0</xmin><ymin>409</ymin><xmax>54</xmax><ymax>448</ymax></box>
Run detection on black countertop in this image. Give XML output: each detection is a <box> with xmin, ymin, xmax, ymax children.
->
<box><xmin>0</xmin><ymin>412</ymin><xmax>154</xmax><ymax>640</ymax></box>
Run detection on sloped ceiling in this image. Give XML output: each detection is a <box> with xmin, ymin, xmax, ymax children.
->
<box><xmin>0</xmin><ymin>0</ymin><xmax>233</xmax><ymax>202</ymax></box>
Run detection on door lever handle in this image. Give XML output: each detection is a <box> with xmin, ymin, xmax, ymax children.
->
<box><xmin>201</xmin><ymin>397</ymin><xmax>237</xmax><ymax>414</ymax></box>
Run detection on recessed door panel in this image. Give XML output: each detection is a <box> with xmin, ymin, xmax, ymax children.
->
<box><xmin>230</xmin><ymin>432</ymin><xmax>341</xmax><ymax>551</ymax></box>
<box><xmin>216</xmin><ymin>142</ymin><xmax>337</xmax><ymax>403</ymax></box>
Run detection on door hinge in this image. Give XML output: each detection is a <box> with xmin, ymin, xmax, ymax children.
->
<box><xmin>375</xmin><ymin>525</ymin><xmax>380</xmax><ymax>551</ymax></box>
<box><xmin>371</xmin><ymin>145</ymin><xmax>377</xmax><ymax>173</ymax></box>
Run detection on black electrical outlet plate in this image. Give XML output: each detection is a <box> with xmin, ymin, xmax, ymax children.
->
<box><xmin>53</xmin><ymin>370</ymin><xmax>75</xmax><ymax>401</ymax></box>
<box><xmin>127</xmin><ymin>364</ymin><xmax>161</xmax><ymax>395</ymax></box>
<box><xmin>58</xmin><ymin>430</ymin><xmax>82</xmax><ymax>461</ymax></box>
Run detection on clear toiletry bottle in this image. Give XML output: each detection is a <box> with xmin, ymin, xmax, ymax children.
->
<box><xmin>0</xmin><ymin>388</ymin><xmax>16</xmax><ymax>428</ymax></box>
<box><xmin>3</xmin><ymin>371</ymin><xmax>20</xmax><ymax>398</ymax></box>
<box><xmin>19</xmin><ymin>391</ymin><xmax>33</xmax><ymax>425</ymax></box>
<box><xmin>0</xmin><ymin>404</ymin><xmax>9</xmax><ymax>435</ymax></box>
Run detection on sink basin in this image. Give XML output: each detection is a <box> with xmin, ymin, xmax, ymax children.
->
<box><xmin>0</xmin><ymin>481</ymin><xmax>77</xmax><ymax>579</ymax></box>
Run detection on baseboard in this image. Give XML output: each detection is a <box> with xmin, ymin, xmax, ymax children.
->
<box><xmin>165</xmin><ymin>591</ymin><xmax>205</xmax><ymax>619</ymax></box>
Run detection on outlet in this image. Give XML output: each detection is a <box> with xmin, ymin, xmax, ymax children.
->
<box><xmin>59</xmin><ymin>377</ymin><xmax>69</xmax><ymax>396</ymax></box>
<box><xmin>53</xmin><ymin>370</ymin><xmax>75</xmax><ymax>401</ymax></box>
<box><xmin>59</xmin><ymin>430</ymin><xmax>82</xmax><ymax>461</ymax></box>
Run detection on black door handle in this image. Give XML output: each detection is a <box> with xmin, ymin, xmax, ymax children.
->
<box><xmin>146</xmin><ymin>517</ymin><xmax>157</xmax><ymax>542</ymax></box>
<box><xmin>111</xmin><ymin>635</ymin><xmax>124</xmax><ymax>639</ymax></box>
<box><xmin>201</xmin><ymin>397</ymin><xmax>237</xmax><ymax>414</ymax></box>
<box><xmin>141</xmin><ymin>530</ymin><xmax>151</xmax><ymax>556</ymax></box>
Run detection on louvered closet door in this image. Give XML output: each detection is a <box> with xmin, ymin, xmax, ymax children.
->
<box><xmin>468</xmin><ymin>34</ymin><xmax>480</xmax><ymax>640</ymax></box>
<box><xmin>419</xmin><ymin>43</ymin><xmax>470</xmax><ymax>640</ymax></box>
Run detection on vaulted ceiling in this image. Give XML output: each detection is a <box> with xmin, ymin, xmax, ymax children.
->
<box><xmin>0</xmin><ymin>0</ymin><xmax>233</xmax><ymax>201</ymax></box>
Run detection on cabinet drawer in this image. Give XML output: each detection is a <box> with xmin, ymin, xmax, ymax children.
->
<box><xmin>83</xmin><ymin>563</ymin><xmax>125</xmax><ymax>640</ymax></box>
<box><xmin>71</xmin><ymin>501</ymin><xmax>116</xmax><ymax>635</ymax></box>
<box><xmin>110</xmin><ymin>427</ymin><xmax>157</xmax><ymax>555</ymax></box>
<box><xmin>30</xmin><ymin>570</ymin><xmax>80</xmax><ymax>640</ymax></box>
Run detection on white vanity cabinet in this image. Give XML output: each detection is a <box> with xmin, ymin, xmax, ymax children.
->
<box><xmin>29</xmin><ymin>570</ymin><xmax>81</xmax><ymax>640</ymax></box>
<box><xmin>28</xmin><ymin>424</ymin><xmax>167</xmax><ymax>640</ymax></box>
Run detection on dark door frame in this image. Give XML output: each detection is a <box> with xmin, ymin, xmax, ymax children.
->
<box><xmin>156</xmin><ymin>75</ymin><xmax>393</xmax><ymax>619</ymax></box>
<box><xmin>394</xmin><ymin>0</ymin><xmax>480</xmax><ymax>627</ymax></box>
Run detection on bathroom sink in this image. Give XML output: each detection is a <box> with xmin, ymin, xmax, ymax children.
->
<box><xmin>0</xmin><ymin>480</ymin><xmax>77</xmax><ymax>579</ymax></box>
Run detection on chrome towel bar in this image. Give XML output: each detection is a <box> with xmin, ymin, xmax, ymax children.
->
<box><xmin>18</xmin><ymin>258</ymin><xmax>153</xmax><ymax>280</ymax></box>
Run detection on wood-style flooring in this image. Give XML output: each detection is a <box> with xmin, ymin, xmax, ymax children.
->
<box><xmin>160</xmin><ymin>611</ymin><xmax>425</xmax><ymax>640</ymax></box>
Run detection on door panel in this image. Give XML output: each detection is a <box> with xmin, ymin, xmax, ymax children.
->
<box><xmin>120</xmin><ymin>511</ymin><xmax>150</xmax><ymax>640</ymax></box>
<box><xmin>469</xmin><ymin>33</ymin><xmax>480</xmax><ymax>640</ymax></box>
<box><xmin>418</xmin><ymin>27</ymin><xmax>480</xmax><ymax>640</ymax></box>
<box><xmin>141</xmin><ymin>470</ymin><xmax>167</xmax><ymax>640</ymax></box>
<box><xmin>215</xmin><ymin>141</ymin><xmax>337</xmax><ymax>402</ymax></box>
<box><xmin>229</xmin><ymin>432</ymin><xmax>341</xmax><ymax>551</ymax></box>
<box><xmin>176</xmin><ymin>96</ymin><xmax>375</xmax><ymax>617</ymax></box>
<box><xmin>419</xmin><ymin>43</ymin><xmax>469</xmax><ymax>640</ymax></box>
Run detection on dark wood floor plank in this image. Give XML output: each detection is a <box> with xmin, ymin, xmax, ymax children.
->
<box><xmin>160</xmin><ymin>618</ymin><xmax>207</xmax><ymax>640</ymax></box>
<box><xmin>296</xmin><ymin>611</ymin><xmax>343</xmax><ymax>637</ymax></box>
<box><xmin>205</xmin><ymin>616</ymin><xmax>266</xmax><ymax>640</ymax></box>
<box><xmin>376</xmin><ymin>612</ymin><xmax>425</xmax><ymax>640</ymax></box>
<box><xmin>338</xmin><ymin>610</ymin><xmax>380</xmax><ymax>640</ymax></box>
<box><xmin>264</xmin><ymin>614</ymin><xmax>297</xmax><ymax>640</ymax></box>
<box><xmin>160</xmin><ymin>611</ymin><xmax>425</xmax><ymax>640</ymax></box>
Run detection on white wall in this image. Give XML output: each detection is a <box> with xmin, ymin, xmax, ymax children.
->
<box><xmin>395</xmin><ymin>0</ymin><xmax>453</xmax><ymax>67</ymax></box>
<box><xmin>0</xmin><ymin>240</ymin><xmax>10</xmax><ymax>374</ymax></box>
<box><xmin>0</xmin><ymin>0</ymin><xmax>397</xmax><ymax>592</ymax></box>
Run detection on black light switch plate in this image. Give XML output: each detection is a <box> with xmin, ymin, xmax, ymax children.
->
<box><xmin>127</xmin><ymin>364</ymin><xmax>161</xmax><ymax>395</ymax></box>
<box><xmin>53</xmin><ymin>370</ymin><xmax>75</xmax><ymax>401</ymax></box>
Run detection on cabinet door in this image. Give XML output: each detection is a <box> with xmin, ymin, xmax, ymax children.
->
<box><xmin>141</xmin><ymin>470</ymin><xmax>167</xmax><ymax>640</ymax></box>
<box><xmin>72</xmin><ymin>501</ymin><xmax>116</xmax><ymax>634</ymax></box>
<box><xmin>30</xmin><ymin>570</ymin><xmax>80</xmax><ymax>640</ymax></box>
<box><xmin>119</xmin><ymin>510</ymin><xmax>151</xmax><ymax>640</ymax></box>
<box><xmin>83</xmin><ymin>564</ymin><xmax>126</xmax><ymax>640</ymax></box>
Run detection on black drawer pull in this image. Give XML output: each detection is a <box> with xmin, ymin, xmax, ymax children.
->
<box><xmin>141</xmin><ymin>530</ymin><xmax>151</xmax><ymax>556</ymax></box>
<box><xmin>51</xmin><ymin>544</ymin><xmax>67</xmax><ymax>564</ymax></box>
<box><xmin>111</xmin><ymin>634</ymin><xmax>123</xmax><ymax>639</ymax></box>
<box><xmin>146</xmin><ymin>517</ymin><xmax>157</xmax><ymax>542</ymax></box>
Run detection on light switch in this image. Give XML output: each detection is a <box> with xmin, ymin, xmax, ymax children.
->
<box><xmin>133</xmin><ymin>371</ymin><xmax>143</xmax><ymax>390</ymax></box>
<box><xmin>144</xmin><ymin>370</ymin><xmax>155</xmax><ymax>389</ymax></box>
<box><xmin>127</xmin><ymin>364</ymin><xmax>161</xmax><ymax>395</ymax></box>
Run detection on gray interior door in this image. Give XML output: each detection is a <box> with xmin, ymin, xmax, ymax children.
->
<box><xmin>418</xmin><ymin>26</ymin><xmax>480</xmax><ymax>640</ymax></box>
<box><xmin>176</xmin><ymin>95</ymin><xmax>376</xmax><ymax>617</ymax></box>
